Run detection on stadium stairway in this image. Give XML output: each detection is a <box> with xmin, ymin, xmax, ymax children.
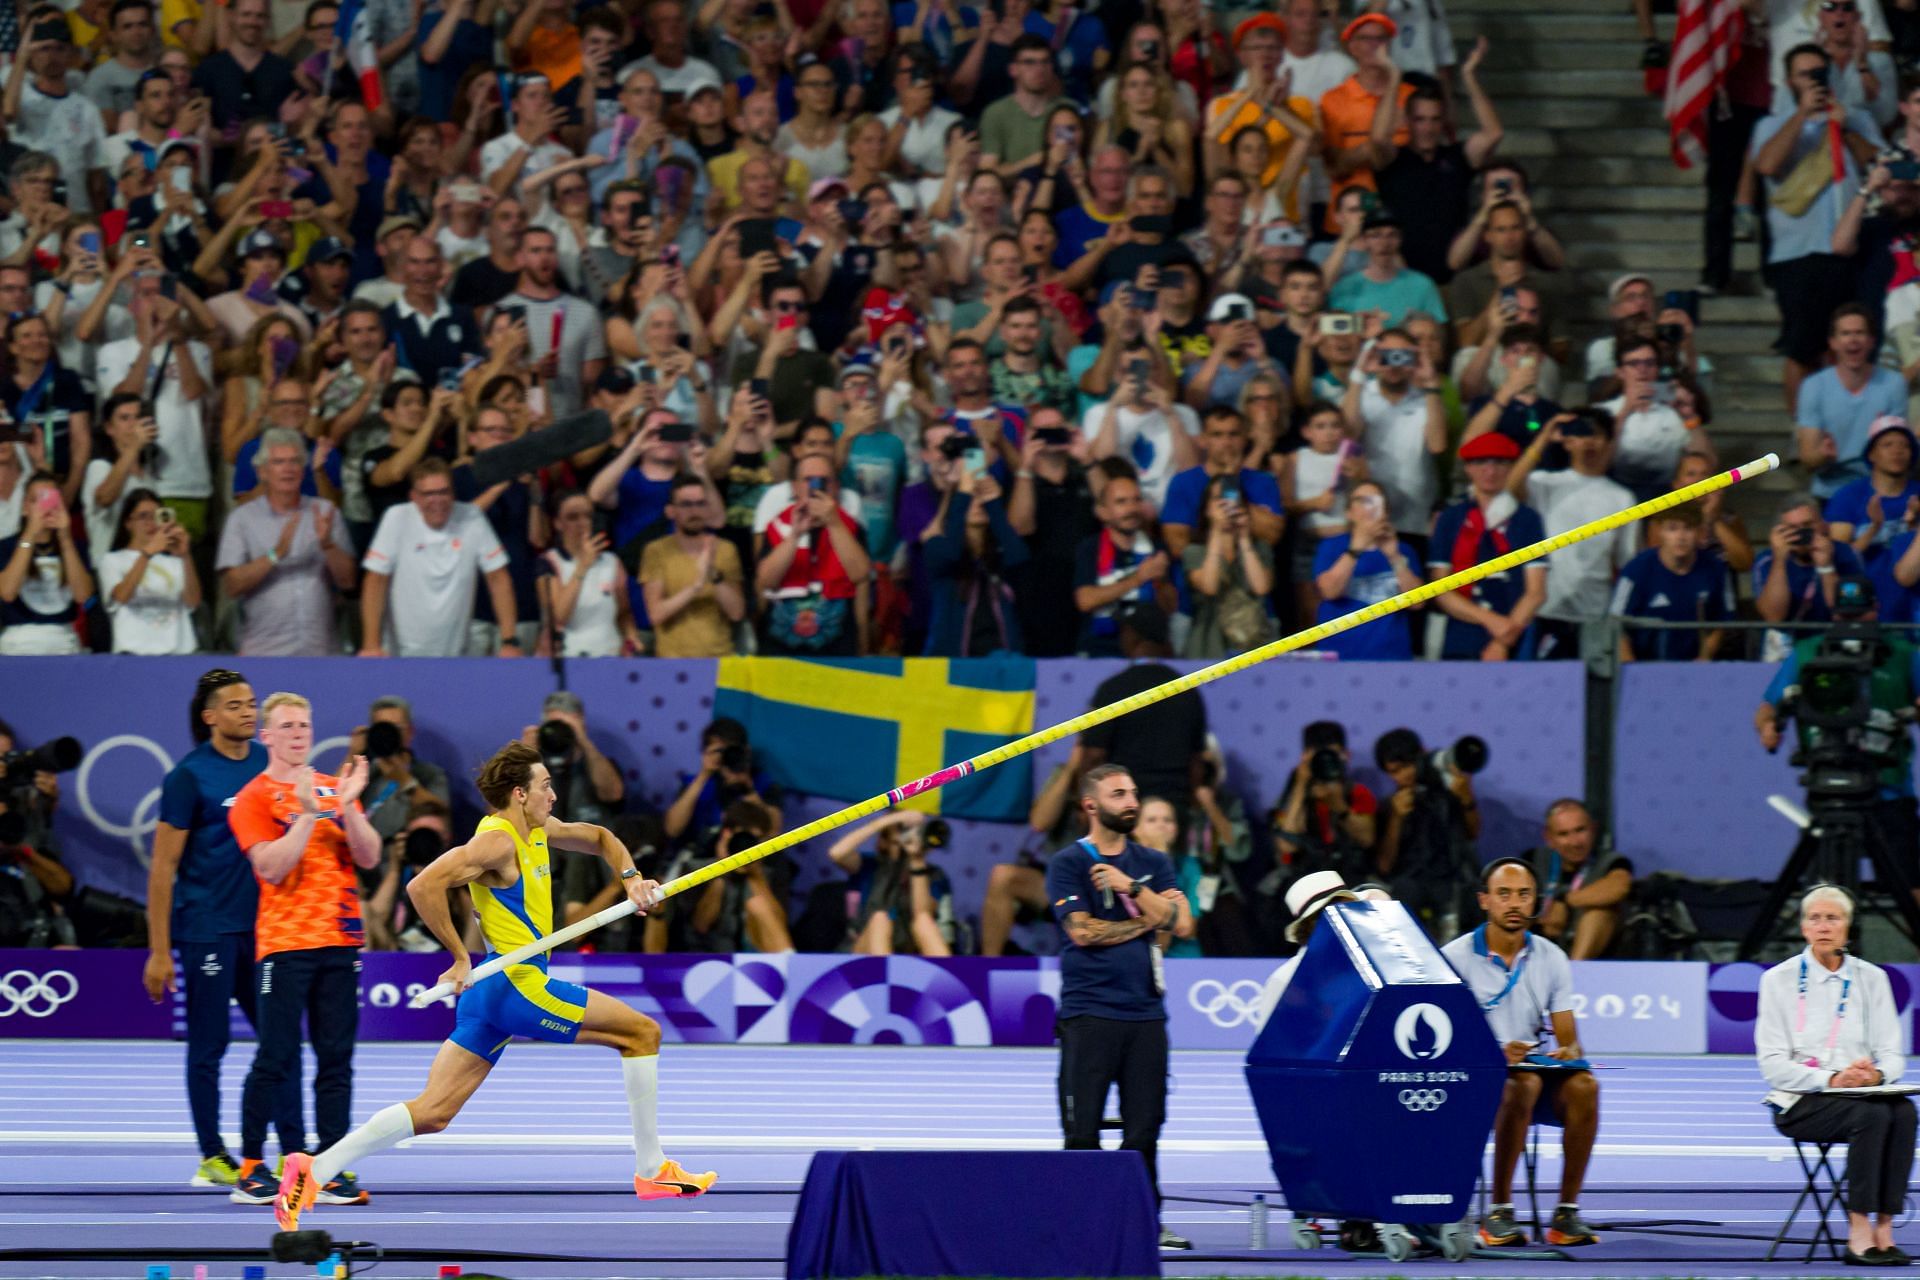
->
<box><xmin>1449</xmin><ymin>0</ymin><xmax>1792</xmax><ymax>517</ymax></box>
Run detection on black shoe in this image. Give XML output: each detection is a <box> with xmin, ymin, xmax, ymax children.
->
<box><xmin>1847</xmin><ymin>1248</ymin><xmax>1892</xmax><ymax>1266</ymax></box>
<box><xmin>1641</xmin><ymin>39</ymin><xmax>1669</xmax><ymax>69</ymax></box>
<box><xmin>1876</xmin><ymin>1246</ymin><xmax>1914</xmax><ymax>1266</ymax></box>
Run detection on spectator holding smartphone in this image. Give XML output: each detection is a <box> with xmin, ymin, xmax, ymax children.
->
<box><xmin>0</xmin><ymin>472</ymin><xmax>92</xmax><ymax>652</ymax></box>
<box><xmin>1341</xmin><ymin>327</ymin><xmax>1445</xmax><ymax>551</ymax></box>
<box><xmin>1072</xmin><ymin>469</ymin><xmax>1177</xmax><ymax>657</ymax></box>
<box><xmin>1310</xmin><ymin>479</ymin><xmax>1421</xmax><ymax>660</ymax></box>
<box><xmin>97</xmin><ymin>488</ymin><xmax>200</xmax><ymax>653</ymax></box>
<box><xmin>1085</xmin><ymin>345</ymin><xmax>1200</xmax><ymax>512</ymax></box>
<box><xmin>756</xmin><ymin>452</ymin><xmax>871</xmax><ymax>656</ymax></box>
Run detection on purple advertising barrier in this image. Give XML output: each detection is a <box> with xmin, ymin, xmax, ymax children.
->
<box><xmin>10</xmin><ymin>948</ymin><xmax>1709</xmax><ymax>1053</ymax></box>
<box><xmin>1030</xmin><ymin>659</ymin><xmax>1587</xmax><ymax>870</ymax></box>
<box><xmin>0</xmin><ymin>949</ymin><xmax>172</xmax><ymax>1038</ymax></box>
<box><xmin>5</xmin><ymin>656</ymin><xmax>565</xmax><ymax>903</ymax></box>
<box><xmin>1709</xmin><ymin>960</ymin><xmax>1920</xmax><ymax>1056</ymax></box>
<box><xmin>1613</xmin><ymin>663</ymin><xmax>1809</xmax><ymax>880</ymax></box>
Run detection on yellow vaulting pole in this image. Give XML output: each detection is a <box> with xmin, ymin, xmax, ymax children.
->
<box><xmin>410</xmin><ymin>451</ymin><xmax>1779</xmax><ymax>1006</ymax></box>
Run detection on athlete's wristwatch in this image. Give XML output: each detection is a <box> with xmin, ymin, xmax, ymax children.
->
<box><xmin>620</xmin><ymin>868</ymin><xmax>642</xmax><ymax>881</ymax></box>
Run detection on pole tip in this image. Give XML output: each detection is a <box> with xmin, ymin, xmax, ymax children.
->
<box><xmin>1763</xmin><ymin>452</ymin><xmax>1780</xmax><ymax>471</ymax></box>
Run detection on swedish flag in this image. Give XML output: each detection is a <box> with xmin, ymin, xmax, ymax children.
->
<box><xmin>712</xmin><ymin>657</ymin><xmax>1035</xmax><ymax>821</ymax></box>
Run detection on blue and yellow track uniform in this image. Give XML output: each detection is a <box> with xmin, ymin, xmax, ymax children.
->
<box><xmin>449</xmin><ymin>816</ymin><xmax>591</xmax><ymax>1065</ymax></box>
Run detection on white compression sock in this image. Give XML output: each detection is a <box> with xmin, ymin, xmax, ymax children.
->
<box><xmin>624</xmin><ymin>1054</ymin><xmax>666</xmax><ymax>1176</ymax></box>
<box><xmin>311</xmin><ymin>1103</ymin><xmax>416</xmax><ymax>1185</ymax></box>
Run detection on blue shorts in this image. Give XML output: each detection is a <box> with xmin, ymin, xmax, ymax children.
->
<box><xmin>449</xmin><ymin>964</ymin><xmax>589</xmax><ymax>1065</ymax></box>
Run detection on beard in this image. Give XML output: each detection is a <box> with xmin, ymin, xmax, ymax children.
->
<box><xmin>1095</xmin><ymin>802</ymin><xmax>1139</xmax><ymax>835</ymax></box>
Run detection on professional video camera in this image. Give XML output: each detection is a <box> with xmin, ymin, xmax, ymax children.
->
<box><xmin>1774</xmin><ymin>589</ymin><xmax>1910</xmax><ymax>804</ymax></box>
<box><xmin>1741</xmin><ymin>575</ymin><xmax>1920</xmax><ymax>957</ymax></box>
<box><xmin>0</xmin><ymin>735</ymin><xmax>80</xmax><ymax>847</ymax></box>
<box><xmin>536</xmin><ymin>719</ymin><xmax>576</xmax><ymax>773</ymax></box>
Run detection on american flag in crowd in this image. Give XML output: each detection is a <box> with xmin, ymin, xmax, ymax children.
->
<box><xmin>1663</xmin><ymin>0</ymin><xmax>1746</xmax><ymax>168</ymax></box>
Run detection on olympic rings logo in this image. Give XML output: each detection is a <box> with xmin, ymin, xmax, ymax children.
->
<box><xmin>1187</xmin><ymin>979</ymin><xmax>1265</xmax><ymax>1027</ymax></box>
<box><xmin>73</xmin><ymin>734</ymin><xmax>351</xmax><ymax>865</ymax></box>
<box><xmin>1398</xmin><ymin>1088</ymin><xmax>1448</xmax><ymax>1112</ymax></box>
<box><xmin>0</xmin><ymin>968</ymin><xmax>78</xmax><ymax>1018</ymax></box>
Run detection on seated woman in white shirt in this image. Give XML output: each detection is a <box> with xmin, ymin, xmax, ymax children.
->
<box><xmin>97</xmin><ymin>489</ymin><xmax>201</xmax><ymax>654</ymax></box>
<box><xmin>1756</xmin><ymin>884</ymin><xmax>1914</xmax><ymax>1265</ymax></box>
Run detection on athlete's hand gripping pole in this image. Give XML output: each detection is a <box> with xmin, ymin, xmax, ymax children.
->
<box><xmin>410</xmin><ymin>453</ymin><xmax>1779</xmax><ymax>1007</ymax></box>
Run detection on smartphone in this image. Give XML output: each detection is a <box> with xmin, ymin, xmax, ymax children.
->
<box><xmin>636</xmin><ymin>363</ymin><xmax>658</xmax><ymax>384</ymax></box>
<box><xmin>437</xmin><ymin>365</ymin><xmax>465</xmax><ymax>391</ymax></box>
<box><xmin>836</xmin><ymin>199</ymin><xmax>868</xmax><ymax>228</ymax></box>
<box><xmin>1663</xmin><ymin>288</ymin><xmax>1700</xmax><ymax>321</ymax></box>
<box><xmin>737</xmin><ymin>218</ymin><xmax>778</xmax><ymax>259</ymax></box>
<box><xmin>269</xmin><ymin>334</ymin><xmax>298</xmax><ymax>377</ymax></box>
<box><xmin>1356</xmin><ymin>493</ymin><xmax>1384</xmax><ymax>519</ymax></box>
<box><xmin>78</xmin><ymin>231</ymin><xmax>100</xmax><ymax>256</ymax></box>
<box><xmin>1035</xmin><ymin>425</ymin><xmax>1071</xmax><ymax>446</ymax></box>
<box><xmin>658</xmin><ymin>422</ymin><xmax>696</xmax><ymax>443</ymax></box>
<box><xmin>748</xmin><ymin>377</ymin><xmax>771</xmax><ymax>403</ymax></box>
<box><xmin>1656</xmin><ymin>322</ymin><xmax>1685</xmax><ymax>348</ymax></box>
<box><xmin>660</xmin><ymin>243</ymin><xmax>681</xmax><ymax>268</ymax></box>
<box><xmin>130</xmin><ymin>232</ymin><xmax>152</xmax><ymax>251</ymax></box>
<box><xmin>1320</xmin><ymin>313</ymin><xmax>1356</xmax><ymax>336</ymax></box>
<box><xmin>30</xmin><ymin>19</ymin><xmax>66</xmax><ymax>44</ymax></box>
<box><xmin>958</xmin><ymin>446</ymin><xmax>987</xmax><ymax>483</ymax></box>
<box><xmin>498</xmin><ymin>303</ymin><xmax>527</xmax><ymax>326</ymax></box>
<box><xmin>1021</xmin><ymin>264</ymin><xmax>1040</xmax><ymax>285</ymax></box>
<box><xmin>259</xmin><ymin>200</ymin><xmax>293</xmax><ymax>220</ymax></box>
<box><xmin>246</xmin><ymin>274</ymin><xmax>278</xmax><ymax>305</ymax></box>
<box><xmin>1220</xmin><ymin>479</ymin><xmax>1241</xmax><ymax>506</ymax></box>
<box><xmin>169</xmin><ymin>167</ymin><xmax>193</xmax><ymax>194</ymax></box>
<box><xmin>1892</xmin><ymin>160</ymin><xmax>1920</xmax><ymax>181</ymax></box>
<box><xmin>1499</xmin><ymin>285</ymin><xmax>1518</xmax><ymax>308</ymax></box>
<box><xmin>1222</xmin><ymin>301</ymin><xmax>1251</xmax><ymax>322</ymax></box>
<box><xmin>1130</xmin><ymin>288</ymin><xmax>1156</xmax><ymax>311</ymax></box>
<box><xmin>158</xmin><ymin>274</ymin><xmax>177</xmax><ymax>301</ymax></box>
<box><xmin>1808</xmin><ymin>64</ymin><xmax>1831</xmax><ymax>89</ymax></box>
<box><xmin>1260</xmin><ymin>224</ymin><xmax>1296</xmax><ymax>248</ymax></box>
<box><xmin>806</xmin><ymin>475</ymin><xmax>827</xmax><ymax>493</ymax></box>
<box><xmin>1125</xmin><ymin>355</ymin><xmax>1150</xmax><ymax>382</ymax></box>
<box><xmin>1051</xmin><ymin>124</ymin><xmax>1073</xmax><ymax>145</ymax></box>
<box><xmin>155</xmin><ymin>506</ymin><xmax>175</xmax><ymax>527</ymax></box>
<box><xmin>35</xmin><ymin>487</ymin><xmax>62</xmax><ymax>516</ymax></box>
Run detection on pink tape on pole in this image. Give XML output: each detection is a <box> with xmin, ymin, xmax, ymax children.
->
<box><xmin>887</xmin><ymin>761</ymin><xmax>974</xmax><ymax>805</ymax></box>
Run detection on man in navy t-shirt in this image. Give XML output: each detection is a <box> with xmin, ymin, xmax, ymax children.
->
<box><xmin>142</xmin><ymin>670</ymin><xmax>296</xmax><ymax>1188</ymax></box>
<box><xmin>1609</xmin><ymin>502</ymin><xmax>1734</xmax><ymax>661</ymax></box>
<box><xmin>1046</xmin><ymin>764</ymin><xmax>1193</xmax><ymax>1251</ymax></box>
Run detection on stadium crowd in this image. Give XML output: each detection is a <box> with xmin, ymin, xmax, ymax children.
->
<box><xmin>0</xmin><ymin>0</ymin><xmax>1861</xmax><ymax>667</ymax></box>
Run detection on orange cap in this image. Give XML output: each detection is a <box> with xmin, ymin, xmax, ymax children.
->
<box><xmin>1232</xmin><ymin>13</ymin><xmax>1287</xmax><ymax>50</ymax></box>
<box><xmin>1340</xmin><ymin>12</ymin><xmax>1398</xmax><ymax>43</ymax></box>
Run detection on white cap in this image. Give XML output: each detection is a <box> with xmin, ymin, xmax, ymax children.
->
<box><xmin>1207</xmin><ymin>292</ymin><xmax>1256</xmax><ymax>323</ymax></box>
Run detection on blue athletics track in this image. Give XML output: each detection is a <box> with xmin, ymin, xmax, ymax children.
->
<box><xmin>0</xmin><ymin>1039</ymin><xmax>1866</xmax><ymax>1279</ymax></box>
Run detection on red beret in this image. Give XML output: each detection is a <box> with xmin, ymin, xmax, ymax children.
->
<box><xmin>1340</xmin><ymin>13</ymin><xmax>1398</xmax><ymax>43</ymax></box>
<box><xmin>1459</xmin><ymin>433</ymin><xmax>1522</xmax><ymax>462</ymax></box>
<box><xmin>1233</xmin><ymin>13</ymin><xmax>1287</xmax><ymax>49</ymax></box>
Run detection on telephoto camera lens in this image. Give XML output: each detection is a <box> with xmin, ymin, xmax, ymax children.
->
<box><xmin>537</xmin><ymin>720</ymin><xmax>576</xmax><ymax>770</ymax></box>
<box><xmin>1309</xmin><ymin>748</ymin><xmax>1346</xmax><ymax>783</ymax></box>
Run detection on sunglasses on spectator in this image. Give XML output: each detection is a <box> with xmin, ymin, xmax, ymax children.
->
<box><xmin>1619</xmin><ymin>356</ymin><xmax>1659</xmax><ymax>369</ymax></box>
<box><xmin>773</xmin><ymin>300</ymin><xmax>806</xmax><ymax>313</ymax></box>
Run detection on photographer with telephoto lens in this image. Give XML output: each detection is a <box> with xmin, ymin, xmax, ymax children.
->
<box><xmin>1374</xmin><ymin>725</ymin><xmax>1487</xmax><ymax>936</ymax></box>
<box><xmin>830</xmin><ymin>808</ymin><xmax>958</xmax><ymax>957</ymax></box>
<box><xmin>517</xmin><ymin>690</ymin><xmax>627</xmax><ymax>827</ymax></box>
<box><xmin>663</xmin><ymin>716</ymin><xmax>783</xmax><ymax>849</ymax></box>
<box><xmin>0</xmin><ymin>716</ymin><xmax>80</xmax><ymax>946</ymax></box>
<box><xmin>1264</xmin><ymin>720</ymin><xmax>1378</xmax><ymax>950</ymax></box>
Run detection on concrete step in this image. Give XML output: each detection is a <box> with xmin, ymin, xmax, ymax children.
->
<box><xmin>1531</xmin><ymin>155</ymin><xmax>1702</xmax><ymax>188</ymax></box>
<box><xmin>1451</xmin><ymin>0</ymin><xmax>1665</xmax><ymax>16</ymax></box>
<box><xmin>1448</xmin><ymin>13</ymin><xmax>1646</xmax><ymax>41</ymax></box>
<box><xmin>1551</xmin><ymin>212</ymin><xmax>1700</xmax><ymax>243</ymax></box>
<box><xmin>1481</xmin><ymin>68</ymin><xmax>1653</xmax><ymax>99</ymax></box>
<box><xmin>1516</xmin><ymin>97</ymin><xmax>1668</xmax><ymax>129</ymax></box>
<box><xmin>1491</xmin><ymin>40</ymin><xmax>1661</xmax><ymax>72</ymax></box>
<box><xmin>1502</xmin><ymin>129</ymin><xmax>1678</xmax><ymax>161</ymax></box>
<box><xmin>1535</xmin><ymin>185</ymin><xmax>1704</xmax><ymax>214</ymax></box>
<box><xmin>1555</xmin><ymin>291</ymin><xmax>1779</xmax><ymax>326</ymax></box>
<box><xmin>1559</xmin><ymin>239</ymin><xmax>1758</xmax><ymax>272</ymax></box>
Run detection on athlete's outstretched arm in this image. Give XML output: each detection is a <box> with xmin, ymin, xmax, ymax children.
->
<box><xmin>546</xmin><ymin>820</ymin><xmax>660</xmax><ymax>914</ymax></box>
<box><xmin>408</xmin><ymin>831</ymin><xmax>518</xmax><ymax>972</ymax></box>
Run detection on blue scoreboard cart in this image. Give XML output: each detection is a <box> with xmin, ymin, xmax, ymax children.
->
<box><xmin>1245</xmin><ymin>900</ymin><xmax>1506</xmax><ymax>1262</ymax></box>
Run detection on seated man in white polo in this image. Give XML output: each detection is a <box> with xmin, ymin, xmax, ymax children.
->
<box><xmin>1442</xmin><ymin>857</ymin><xmax>1599</xmax><ymax>1250</ymax></box>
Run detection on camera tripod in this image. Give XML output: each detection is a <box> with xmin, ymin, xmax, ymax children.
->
<box><xmin>1737</xmin><ymin>796</ymin><xmax>1920</xmax><ymax>960</ymax></box>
